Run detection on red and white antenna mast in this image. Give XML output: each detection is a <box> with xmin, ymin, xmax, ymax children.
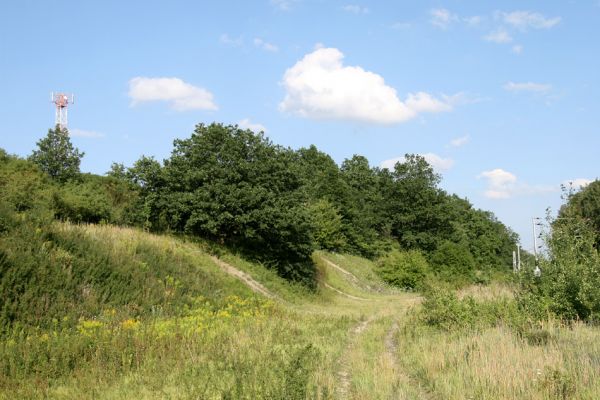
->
<box><xmin>51</xmin><ymin>92</ymin><xmax>74</xmax><ymax>130</ymax></box>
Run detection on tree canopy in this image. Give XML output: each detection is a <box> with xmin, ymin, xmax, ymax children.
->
<box><xmin>28</xmin><ymin>125</ymin><xmax>84</xmax><ymax>182</ymax></box>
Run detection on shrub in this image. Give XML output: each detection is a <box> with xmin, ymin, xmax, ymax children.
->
<box><xmin>419</xmin><ymin>286</ymin><xmax>522</xmax><ymax>331</ymax></box>
<box><xmin>518</xmin><ymin>215</ymin><xmax>600</xmax><ymax>321</ymax></box>
<box><xmin>376</xmin><ymin>249</ymin><xmax>430</xmax><ymax>290</ymax></box>
<box><xmin>429</xmin><ymin>240</ymin><xmax>476</xmax><ymax>284</ymax></box>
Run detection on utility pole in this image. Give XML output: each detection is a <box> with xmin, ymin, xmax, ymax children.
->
<box><xmin>532</xmin><ymin>217</ymin><xmax>542</xmax><ymax>277</ymax></box>
<box><xmin>513</xmin><ymin>251</ymin><xmax>517</xmax><ymax>272</ymax></box>
<box><xmin>517</xmin><ymin>245</ymin><xmax>521</xmax><ymax>271</ymax></box>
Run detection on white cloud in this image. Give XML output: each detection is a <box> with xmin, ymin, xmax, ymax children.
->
<box><xmin>563</xmin><ymin>178</ymin><xmax>593</xmax><ymax>190</ymax></box>
<box><xmin>279</xmin><ymin>47</ymin><xmax>453</xmax><ymax>124</ymax></box>
<box><xmin>478</xmin><ymin>169</ymin><xmax>518</xmax><ymax>199</ymax></box>
<box><xmin>483</xmin><ymin>29</ymin><xmax>513</xmax><ymax>43</ymax></box>
<box><xmin>463</xmin><ymin>15</ymin><xmax>484</xmax><ymax>26</ymax></box>
<box><xmin>253</xmin><ymin>38</ymin><xmax>278</xmax><ymax>52</ymax></box>
<box><xmin>511</xmin><ymin>44</ymin><xmax>524</xmax><ymax>54</ymax></box>
<box><xmin>69</xmin><ymin>128</ymin><xmax>105</xmax><ymax>138</ymax></box>
<box><xmin>342</xmin><ymin>4</ymin><xmax>369</xmax><ymax>14</ymax></box>
<box><xmin>128</xmin><ymin>77</ymin><xmax>218</xmax><ymax>111</ymax></box>
<box><xmin>450</xmin><ymin>135</ymin><xmax>469</xmax><ymax>147</ymax></box>
<box><xmin>238</xmin><ymin>118</ymin><xmax>267</xmax><ymax>133</ymax></box>
<box><xmin>504</xmin><ymin>81</ymin><xmax>552</xmax><ymax>93</ymax></box>
<box><xmin>478</xmin><ymin>168</ymin><xmax>558</xmax><ymax>199</ymax></box>
<box><xmin>220</xmin><ymin>34</ymin><xmax>243</xmax><ymax>47</ymax></box>
<box><xmin>430</xmin><ymin>8</ymin><xmax>458</xmax><ymax>29</ymax></box>
<box><xmin>270</xmin><ymin>0</ymin><xmax>297</xmax><ymax>11</ymax></box>
<box><xmin>499</xmin><ymin>11</ymin><xmax>561</xmax><ymax>30</ymax></box>
<box><xmin>380</xmin><ymin>153</ymin><xmax>454</xmax><ymax>172</ymax></box>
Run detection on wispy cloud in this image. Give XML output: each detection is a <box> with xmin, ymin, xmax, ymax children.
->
<box><xmin>511</xmin><ymin>44</ymin><xmax>524</xmax><ymax>54</ymax></box>
<box><xmin>498</xmin><ymin>11</ymin><xmax>561</xmax><ymax>30</ymax></box>
<box><xmin>253</xmin><ymin>38</ymin><xmax>278</xmax><ymax>52</ymax></box>
<box><xmin>430</xmin><ymin>8</ymin><xmax>458</xmax><ymax>29</ymax></box>
<box><xmin>220</xmin><ymin>33</ymin><xmax>243</xmax><ymax>47</ymax></box>
<box><xmin>483</xmin><ymin>29</ymin><xmax>513</xmax><ymax>43</ymax></box>
<box><xmin>270</xmin><ymin>0</ymin><xmax>298</xmax><ymax>11</ymax></box>
<box><xmin>238</xmin><ymin>118</ymin><xmax>267</xmax><ymax>133</ymax></box>
<box><xmin>342</xmin><ymin>4</ymin><xmax>369</xmax><ymax>14</ymax></box>
<box><xmin>504</xmin><ymin>81</ymin><xmax>552</xmax><ymax>93</ymax></box>
<box><xmin>390</xmin><ymin>21</ymin><xmax>411</xmax><ymax>30</ymax></box>
<box><xmin>128</xmin><ymin>77</ymin><xmax>218</xmax><ymax>111</ymax></box>
<box><xmin>478</xmin><ymin>168</ymin><xmax>558</xmax><ymax>199</ymax></box>
<box><xmin>70</xmin><ymin>128</ymin><xmax>105</xmax><ymax>138</ymax></box>
<box><xmin>450</xmin><ymin>135</ymin><xmax>469</xmax><ymax>147</ymax></box>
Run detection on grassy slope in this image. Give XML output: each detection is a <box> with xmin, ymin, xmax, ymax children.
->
<box><xmin>2</xmin><ymin>223</ymin><xmax>600</xmax><ymax>399</ymax></box>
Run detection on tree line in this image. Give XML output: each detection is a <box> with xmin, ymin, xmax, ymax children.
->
<box><xmin>4</xmin><ymin>123</ymin><xmax>521</xmax><ymax>286</ymax></box>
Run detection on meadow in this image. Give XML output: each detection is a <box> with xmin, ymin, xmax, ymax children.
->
<box><xmin>2</xmin><ymin>222</ymin><xmax>600</xmax><ymax>399</ymax></box>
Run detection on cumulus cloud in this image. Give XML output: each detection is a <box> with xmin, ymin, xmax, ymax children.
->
<box><xmin>238</xmin><ymin>118</ymin><xmax>267</xmax><ymax>133</ymax></box>
<box><xmin>504</xmin><ymin>81</ymin><xmax>552</xmax><ymax>93</ymax></box>
<box><xmin>478</xmin><ymin>168</ymin><xmax>557</xmax><ymax>199</ymax></box>
<box><xmin>254</xmin><ymin>38</ymin><xmax>278</xmax><ymax>52</ymax></box>
<box><xmin>450</xmin><ymin>135</ymin><xmax>469</xmax><ymax>147</ymax></box>
<box><xmin>342</xmin><ymin>4</ymin><xmax>369</xmax><ymax>14</ymax></box>
<box><xmin>498</xmin><ymin>11</ymin><xmax>561</xmax><ymax>30</ymax></box>
<box><xmin>563</xmin><ymin>178</ymin><xmax>593</xmax><ymax>190</ymax></box>
<box><xmin>484</xmin><ymin>29</ymin><xmax>513</xmax><ymax>43</ymax></box>
<box><xmin>380</xmin><ymin>153</ymin><xmax>454</xmax><ymax>172</ymax></box>
<box><xmin>478</xmin><ymin>169</ymin><xmax>518</xmax><ymax>199</ymax></box>
<box><xmin>128</xmin><ymin>77</ymin><xmax>218</xmax><ymax>111</ymax></box>
<box><xmin>69</xmin><ymin>128</ymin><xmax>105</xmax><ymax>138</ymax></box>
<box><xmin>430</xmin><ymin>8</ymin><xmax>458</xmax><ymax>29</ymax></box>
<box><xmin>279</xmin><ymin>47</ymin><xmax>453</xmax><ymax>124</ymax></box>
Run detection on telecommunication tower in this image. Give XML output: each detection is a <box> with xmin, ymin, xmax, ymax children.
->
<box><xmin>51</xmin><ymin>92</ymin><xmax>74</xmax><ymax>129</ymax></box>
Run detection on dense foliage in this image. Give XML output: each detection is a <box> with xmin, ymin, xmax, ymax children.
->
<box><xmin>2</xmin><ymin>121</ymin><xmax>520</xmax><ymax>300</ymax></box>
<box><xmin>28</xmin><ymin>125</ymin><xmax>84</xmax><ymax>182</ymax></box>
<box><xmin>559</xmin><ymin>180</ymin><xmax>600</xmax><ymax>248</ymax></box>
<box><xmin>519</xmin><ymin>213</ymin><xmax>600</xmax><ymax>321</ymax></box>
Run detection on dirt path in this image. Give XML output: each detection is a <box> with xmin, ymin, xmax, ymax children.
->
<box><xmin>321</xmin><ymin>257</ymin><xmax>362</xmax><ymax>284</ymax></box>
<box><xmin>209</xmin><ymin>256</ymin><xmax>277</xmax><ymax>299</ymax></box>
<box><xmin>323</xmin><ymin>282</ymin><xmax>368</xmax><ymax>301</ymax></box>
<box><xmin>336</xmin><ymin>316</ymin><xmax>374</xmax><ymax>399</ymax></box>
<box><xmin>384</xmin><ymin>320</ymin><xmax>436</xmax><ymax>400</ymax></box>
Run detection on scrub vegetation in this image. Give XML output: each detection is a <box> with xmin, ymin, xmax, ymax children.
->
<box><xmin>1</xmin><ymin>124</ymin><xmax>599</xmax><ymax>398</ymax></box>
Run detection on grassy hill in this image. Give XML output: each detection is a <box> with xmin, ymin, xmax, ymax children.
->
<box><xmin>2</xmin><ymin>222</ymin><xmax>600</xmax><ymax>399</ymax></box>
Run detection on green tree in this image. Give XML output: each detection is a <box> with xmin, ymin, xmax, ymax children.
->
<box><xmin>307</xmin><ymin>199</ymin><xmax>346</xmax><ymax>251</ymax></box>
<box><xmin>385</xmin><ymin>154</ymin><xmax>452</xmax><ymax>252</ymax></box>
<box><xmin>29</xmin><ymin>125</ymin><xmax>84</xmax><ymax>182</ymax></box>
<box><xmin>559</xmin><ymin>180</ymin><xmax>600</xmax><ymax>248</ymax></box>
<box><xmin>149</xmin><ymin>123</ymin><xmax>315</xmax><ymax>282</ymax></box>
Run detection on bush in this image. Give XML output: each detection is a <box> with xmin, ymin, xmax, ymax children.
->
<box><xmin>518</xmin><ymin>216</ymin><xmax>600</xmax><ymax>321</ymax></box>
<box><xmin>419</xmin><ymin>286</ymin><xmax>522</xmax><ymax>331</ymax></box>
<box><xmin>429</xmin><ymin>241</ymin><xmax>476</xmax><ymax>284</ymax></box>
<box><xmin>376</xmin><ymin>249</ymin><xmax>430</xmax><ymax>290</ymax></box>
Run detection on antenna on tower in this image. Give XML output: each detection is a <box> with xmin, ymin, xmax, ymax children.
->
<box><xmin>51</xmin><ymin>92</ymin><xmax>74</xmax><ymax>130</ymax></box>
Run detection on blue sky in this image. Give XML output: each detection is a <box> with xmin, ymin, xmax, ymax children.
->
<box><xmin>1</xmin><ymin>0</ymin><xmax>599</xmax><ymax>251</ymax></box>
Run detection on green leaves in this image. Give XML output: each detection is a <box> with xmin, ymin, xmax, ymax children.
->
<box><xmin>29</xmin><ymin>125</ymin><xmax>84</xmax><ymax>182</ymax></box>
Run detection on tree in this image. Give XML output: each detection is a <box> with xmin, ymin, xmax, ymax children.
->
<box><xmin>145</xmin><ymin>123</ymin><xmax>316</xmax><ymax>282</ymax></box>
<box><xmin>559</xmin><ymin>180</ymin><xmax>600</xmax><ymax>248</ymax></box>
<box><xmin>29</xmin><ymin>125</ymin><xmax>84</xmax><ymax>182</ymax></box>
<box><xmin>385</xmin><ymin>154</ymin><xmax>452</xmax><ymax>252</ymax></box>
